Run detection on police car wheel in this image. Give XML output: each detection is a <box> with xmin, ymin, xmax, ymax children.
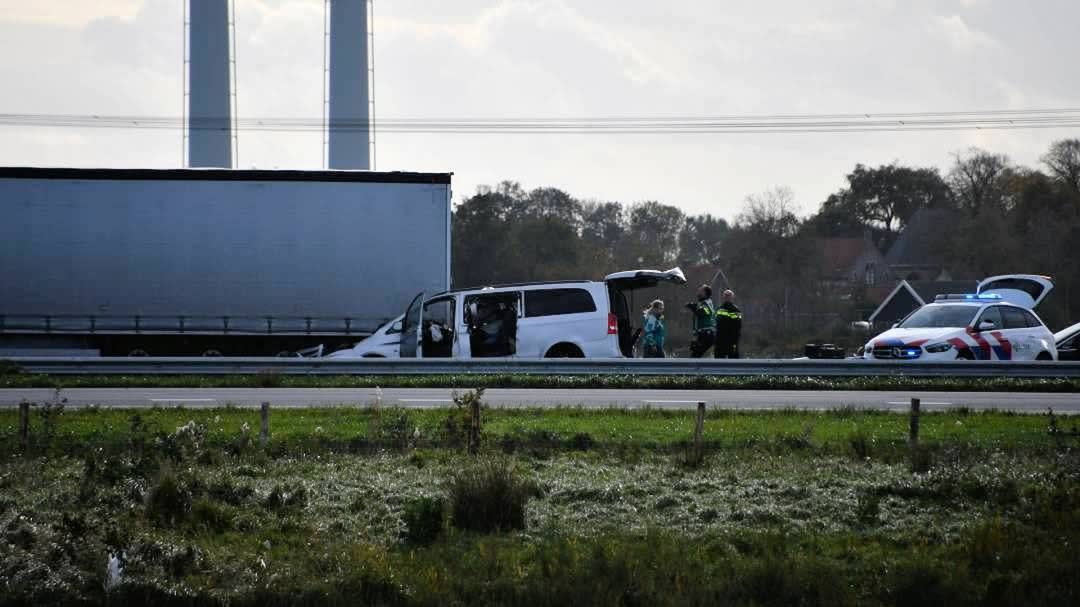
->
<box><xmin>956</xmin><ymin>349</ymin><xmax>975</xmax><ymax>361</ymax></box>
<box><xmin>1035</xmin><ymin>352</ymin><xmax>1053</xmax><ymax>361</ymax></box>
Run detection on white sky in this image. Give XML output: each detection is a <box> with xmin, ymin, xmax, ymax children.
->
<box><xmin>1</xmin><ymin>0</ymin><xmax>1078</xmax><ymax>217</ymax></box>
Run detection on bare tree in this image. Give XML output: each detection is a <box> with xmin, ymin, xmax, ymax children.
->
<box><xmin>1042</xmin><ymin>139</ymin><xmax>1080</xmax><ymax>194</ymax></box>
<box><xmin>736</xmin><ymin>186</ymin><xmax>800</xmax><ymax>237</ymax></box>
<box><xmin>948</xmin><ymin>148</ymin><xmax>1011</xmax><ymax>213</ymax></box>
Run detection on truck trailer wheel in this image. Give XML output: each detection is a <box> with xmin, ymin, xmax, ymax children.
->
<box><xmin>201</xmin><ymin>349</ymin><xmax>224</xmax><ymax>357</ymax></box>
<box><xmin>127</xmin><ymin>348</ymin><xmax>149</xmax><ymax>357</ymax></box>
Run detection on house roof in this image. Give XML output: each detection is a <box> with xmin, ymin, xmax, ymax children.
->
<box><xmin>820</xmin><ymin>238</ymin><xmax>868</xmax><ymax>275</ymax></box>
<box><xmin>817</xmin><ymin>236</ymin><xmax>886</xmax><ymax>279</ymax></box>
<box><xmin>868</xmin><ymin>279</ymin><xmax>979</xmax><ymax>322</ymax></box>
<box><xmin>884</xmin><ymin>208</ymin><xmax>958</xmax><ymax>267</ymax></box>
<box><xmin>907</xmin><ymin>280</ymin><xmax>979</xmax><ymax>303</ymax></box>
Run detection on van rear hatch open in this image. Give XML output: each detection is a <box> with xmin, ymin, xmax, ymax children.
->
<box><xmin>604</xmin><ymin>268</ymin><xmax>687</xmax><ymax>291</ymax></box>
<box><xmin>604</xmin><ymin>268</ymin><xmax>687</xmax><ymax>356</ymax></box>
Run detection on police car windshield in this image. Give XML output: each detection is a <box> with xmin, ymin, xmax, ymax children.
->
<box><xmin>898</xmin><ymin>305</ymin><xmax>978</xmax><ymax>329</ymax></box>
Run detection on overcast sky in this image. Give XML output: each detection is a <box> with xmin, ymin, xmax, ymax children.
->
<box><xmin>1</xmin><ymin>0</ymin><xmax>1078</xmax><ymax>217</ymax></box>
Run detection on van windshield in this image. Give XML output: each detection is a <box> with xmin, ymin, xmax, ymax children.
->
<box><xmin>898</xmin><ymin>305</ymin><xmax>978</xmax><ymax>329</ymax></box>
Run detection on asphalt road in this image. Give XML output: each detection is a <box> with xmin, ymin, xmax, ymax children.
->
<box><xmin>1</xmin><ymin>388</ymin><xmax>1077</xmax><ymax>412</ymax></box>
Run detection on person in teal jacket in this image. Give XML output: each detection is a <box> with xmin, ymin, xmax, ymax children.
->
<box><xmin>642</xmin><ymin>300</ymin><xmax>666</xmax><ymax>358</ymax></box>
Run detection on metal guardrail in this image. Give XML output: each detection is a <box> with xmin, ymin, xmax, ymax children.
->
<box><xmin>6</xmin><ymin>357</ymin><xmax>1080</xmax><ymax>378</ymax></box>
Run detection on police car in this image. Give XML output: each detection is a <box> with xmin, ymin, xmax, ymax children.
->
<box><xmin>862</xmin><ymin>275</ymin><xmax>1057</xmax><ymax>361</ymax></box>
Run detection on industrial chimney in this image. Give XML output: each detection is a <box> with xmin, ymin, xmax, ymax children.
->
<box><xmin>187</xmin><ymin>0</ymin><xmax>233</xmax><ymax>168</ymax></box>
<box><xmin>327</xmin><ymin>0</ymin><xmax>371</xmax><ymax>170</ymax></box>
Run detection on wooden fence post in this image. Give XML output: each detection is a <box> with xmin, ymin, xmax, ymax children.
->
<box><xmin>260</xmin><ymin>402</ymin><xmax>270</xmax><ymax>447</ymax></box>
<box><xmin>694</xmin><ymin>402</ymin><xmax>706</xmax><ymax>461</ymax></box>
<box><xmin>18</xmin><ymin>402</ymin><xmax>30</xmax><ymax>451</ymax></box>
<box><xmin>909</xmin><ymin>398</ymin><xmax>920</xmax><ymax>447</ymax></box>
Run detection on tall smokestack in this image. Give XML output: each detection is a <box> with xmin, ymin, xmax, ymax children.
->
<box><xmin>328</xmin><ymin>0</ymin><xmax>371</xmax><ymax>170</ymax></box>
<box><xmin>188</xmin><ymin>0</ymin><xmax>233</xmax><ymax>168</ymax></box>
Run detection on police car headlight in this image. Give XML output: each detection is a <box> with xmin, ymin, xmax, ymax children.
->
<box><xmin>924</xmin><ymin>342</ymin><xmax>953</xmax><ymax>353</ymax></box>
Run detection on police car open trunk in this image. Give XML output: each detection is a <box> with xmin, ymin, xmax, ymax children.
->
<box><xmin>604</xmin><ymin>268</ymin><xmax>687</xmax><ymax>357</ymax></box>
<box><xmin>977</xmin><ymin>274</ymin><xmax>1053</xmax><ymax>308</ymax></box>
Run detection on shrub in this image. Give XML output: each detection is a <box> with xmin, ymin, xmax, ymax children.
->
<box><xmin>401</xmin><ymin>496</ymin><xmax>445</xmax><ymax>545</ymax></box>
<box><xmin>146</xmin><ymin>467</ymin><xmax>191</xmax><ymax>526</ymax></box>
<box><xmin>446</xmin><ymin>389</ymin><xmax>485</xmax><ymax>451</ymax></box>
<box><xmin>570</xmin><ymin>432</ymin><xmax>595</xmax><ymax>450</ymax></box>
<box><xmin>848</xmin><ymin>431</ymin><xmax>872</xmax><ymax>460</ymax></box>
<box><xmin>190</xmin><ymin>498</ymin><xmax>234</xmax><ymax>533</ymax></box>
<box><xmin>856</xmin><ymin>491</ymin><xmax>881</xmax><ymax>525</ymax></box>
<box><xmin>447</xmin><ymin>458</ymin><xmax>533</xmax><ymax>533</ymax></box>
<box><xmin>158</xmin><ymin>420</ymin><xmax>208</xmax><ymax>462</ymax></box>
<box><xmin>369</xmin><ymin>406</ymin><xmax>413</xmax><ymax>448</ymax></box>
<box><xmin>207</xmin><ymin>479</ymin><xmax>254</xmax><ymax>506</ymax></box>
<box><xmin>910</xmin><ymin>445</ymin><xmax>935</xmax><ymax>473</ymax></box>
<box><xmin>263</xmin><ymin>483</ymin><xmax>307</xmax><ymax>511</ymax></box>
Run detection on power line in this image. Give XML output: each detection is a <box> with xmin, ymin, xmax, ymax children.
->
<box><xmin>1</xmin><ymin>108</ymin><xmax>1079</xmax><ymax>134</ymax></box>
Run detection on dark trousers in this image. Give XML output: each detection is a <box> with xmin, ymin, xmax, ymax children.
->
<box><xmin>714</xmin><ymin>341</ymin><xmax>740</xmax><ymax>359</ymax></box>
<box><xmin>690</xmin><ymin>330</ymin><xmax>714</xmax><ymax>358</ymax></box>
<box><xmin>644</xmin><ymin>344</ymin><xmax>665</xmax><ymax>358</ymax></box>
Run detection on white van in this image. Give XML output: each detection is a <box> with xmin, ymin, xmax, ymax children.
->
<box><xmin>398</xmin><ymin>268</ymin><xmax>686</xmax><ymax>359</ymax></box>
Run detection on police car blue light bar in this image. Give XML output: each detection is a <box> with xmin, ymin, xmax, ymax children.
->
<box><xmin>934</xmin><ymin>293</ymin><xmax>1003</xmax><ymax>301</ymax></box>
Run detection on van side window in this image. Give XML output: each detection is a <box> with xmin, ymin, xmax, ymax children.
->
<box><xmin>524</xmin><ymin>289</ymin><xmax>597</xmax><ymax>318</ymax></box>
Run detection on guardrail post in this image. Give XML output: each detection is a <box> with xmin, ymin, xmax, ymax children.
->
<box><xmin>694</xmin><ymin>402</ymin><xmax>706</xmax><ymax>461</ymax></box>
<box><xmin>909</xmin><ymin>398</ymin><xmax>920</xmax><ymax>447</ymax></box>
<box><xmin>19</xmin><ymin>402</ymin><xmax>30</xmax><ymax>451</ymax></box>
<box><xmin>260</xmin><ymin>402</ymin><xmax>270</xmax><ymax>447</ymax></box>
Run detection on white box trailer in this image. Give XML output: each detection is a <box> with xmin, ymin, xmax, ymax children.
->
<box><xmin>0</xmin><ymin>167</ymin><xmax>451</xmax><ymax>356</ymax></box>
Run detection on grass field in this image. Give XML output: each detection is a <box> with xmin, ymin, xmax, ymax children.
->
<box><xmin>2</xmin><ymin>401</ymin><xmax>1078</xmax><ymax>605</ymax></box>
<box><xmin>2</xmin><ymin>369</ymin><xmax>1079</xmax><ymax>392</ymax></box>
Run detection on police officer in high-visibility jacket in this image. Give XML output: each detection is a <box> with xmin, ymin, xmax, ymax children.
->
<box><xmin>714</xmin><ymin>289</ymin><xmax>743</xmax><ymax>358</ymax></box>
<box><xmin>685</xmin><ymin>284</ymin><xmax>716</xmax><ymax>358</ymax></box>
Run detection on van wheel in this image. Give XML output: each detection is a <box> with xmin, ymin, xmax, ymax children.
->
<box><xmin>127</xmin><ymin>348</ymin><xmax>149</xmax><ymax>357</ymax></box>
<box><xmin>545</xmin><ymin>344</ymin><xmax>585</xmax><ymax>358</ymax></box>
<box><xmin>1036</xmin><ymin>352</ymin><xmax>1054</xmax><ymax>361</ymax></box>
<box><xmin>201</xmin><ymin>349</ymin><xmax>223</xmax><ymax>357</ymax></box>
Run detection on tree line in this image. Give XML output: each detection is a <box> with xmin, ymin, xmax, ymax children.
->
<box><xmin>451</xmin><ymin>139</ymin><xmax>1080</xmax><ymax>356</ymax></box>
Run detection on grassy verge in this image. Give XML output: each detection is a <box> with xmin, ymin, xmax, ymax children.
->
<box><xmin>1</xmin><ymin>404</ymin><xmax>1075</xmax><ymax>456</ymax></box>
<box><xmin>2</xmin><ymin>405</ymin><xmax>1078</xmax><ymax>605</ymax></box>
<box><xmin>2</xmin><ymin>371</ymin><xmax>1079</xmax><ymax>392</ymax></box>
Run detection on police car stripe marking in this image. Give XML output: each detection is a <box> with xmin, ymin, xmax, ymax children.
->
<box><xmin>967</xmin><ymin>329</ymin><xmax>993</xmax><ymax>360</ymax></box>
<box><xmin>990</xmin><ymin>331</ymin><xmax>1013</xmax><ymax>360</ymax></box>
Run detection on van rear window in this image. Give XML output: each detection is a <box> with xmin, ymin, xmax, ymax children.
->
<box><xmin>524</xmin><ymin>289</ymin><xmax>597</xmax><ymax>317</ymax></box>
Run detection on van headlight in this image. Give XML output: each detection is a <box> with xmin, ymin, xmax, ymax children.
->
<box><xmin>924</xmin><ymin>342</ymin><xmax>953</xmax><ymax>353</ymax></box>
